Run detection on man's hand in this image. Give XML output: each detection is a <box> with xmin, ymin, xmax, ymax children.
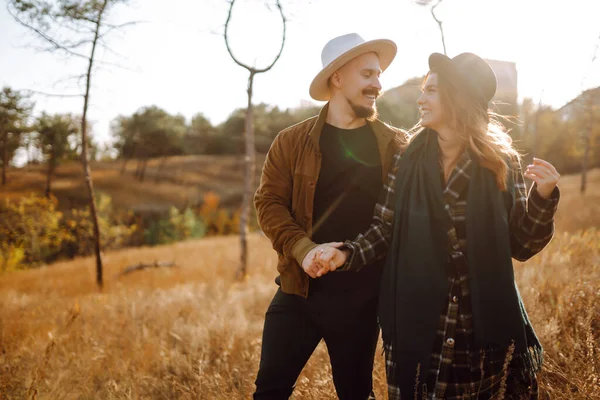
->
<box><xmin>525</xmin><ymin>158</ymin><xmax>560</xmax><ymax>199</ymax></box>
<box><xmin>301</xmin><ymin>242</ymin><xmax>344</xmax><ymax>278</ymax></box>
<box><xmin>315</xmin><ymin>246</ymin><xmax>350</xmax><ymax>277</ymax></box>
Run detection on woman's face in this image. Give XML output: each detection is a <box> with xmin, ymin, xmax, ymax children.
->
<box><xmin>417</xmin><ymin>73</ymin><xmax>446</xmax><ymax>131</ymax></box>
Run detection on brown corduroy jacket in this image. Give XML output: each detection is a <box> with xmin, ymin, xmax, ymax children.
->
<box><xmin>254</xmin><ymin>104</ymin><xmax>407</xmax><ymax>298</ymax></box>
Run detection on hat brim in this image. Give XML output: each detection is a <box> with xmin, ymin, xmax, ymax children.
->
<box><xmin>309</xmin><ymin>39</ymin><xmax>397</xmax><ymax>102</ymax></box>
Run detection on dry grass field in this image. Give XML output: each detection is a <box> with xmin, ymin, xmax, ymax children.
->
<box><xmin>0</xmin><ymin>170</ymin><xmax>598</xmax><ymax>399</ymax></box>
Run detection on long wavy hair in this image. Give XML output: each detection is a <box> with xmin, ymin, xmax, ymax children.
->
<box><xmin>410</xmin><ymin>69</ymin><xmax>520</xmax><ymax>191</ymax></box>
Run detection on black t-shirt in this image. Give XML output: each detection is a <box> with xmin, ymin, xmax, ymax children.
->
<box><xmin>310</xmin><ymin>122</ymin><xmax>385</xmax><ymax>293</ymax></box>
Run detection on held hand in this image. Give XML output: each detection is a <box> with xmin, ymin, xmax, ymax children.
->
<box><xmin>524</xmin><ymin>158</ymin><xmax>560</xmax><ymax>199</ymax></box>
<box><xmin>301</xmin><ymin>247</ymin><xmax>322</xmax><ymax>278</ymax></box>
<box><xmin>316</xmin><ymin>245</ymin><xmax>349</xmax><ymax>277</ymax></box>
<box><xmin>301</xmin><ymin>242</ymin><xmax>344</xmax><ymax>278</ymax></box>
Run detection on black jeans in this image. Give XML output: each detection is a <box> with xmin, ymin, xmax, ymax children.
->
<box><xmin>253</xmin><ymin>284</ymin><xmax>380</xmax><ymax>400</ymax></box>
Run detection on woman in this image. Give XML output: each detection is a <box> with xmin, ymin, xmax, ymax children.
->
<box><xmin>316</xmin><ymin>52</ymin><xmax>560</xmax><ymax>399</ymax></box>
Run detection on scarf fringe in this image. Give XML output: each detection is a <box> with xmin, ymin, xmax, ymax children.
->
<box><xmin>522</xmin><ymin>345</ymin><xmax>544</xmax><ymax>376</ymax></box>
<box><xmin>507</xmin><ymin>345</ymin><xmax>543</xmax><ymax>383</ymax></box>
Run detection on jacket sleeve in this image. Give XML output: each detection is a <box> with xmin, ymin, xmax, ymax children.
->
<box><xmin>254</xmin><ymin>131</ymin><xmax>317</xmax><ymax>265</ymax></box>
<box><xmin>509</xmin><ymin>159</ymin><xmax>560</xmax><ymax>261</ymax></box>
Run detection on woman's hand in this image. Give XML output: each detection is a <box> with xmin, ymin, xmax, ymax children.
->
<box><xmin>525</xmin><ymin>158</ymin><xmax>560</xmax><ymax>199</ymax></box>
<box><xmin>315</xmin><ymin>247</ymin><xmax>350</xmax><ymax>277</ymax></box>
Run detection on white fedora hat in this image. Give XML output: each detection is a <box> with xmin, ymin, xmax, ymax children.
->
<box><xmin>309</xmin><ymin>33</ymin><xmax>397</xmax><ymax>101</ymax></box>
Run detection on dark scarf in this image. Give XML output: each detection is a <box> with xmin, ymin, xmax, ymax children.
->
<box><xmin>378</xmin><ymin>129</ymin><xmax>542</xmax><ymax>394</ymax></box>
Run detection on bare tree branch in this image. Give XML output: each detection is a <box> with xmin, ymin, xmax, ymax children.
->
<box><xmin>255</xmin><ymin>0</ymin><xmax>286</xmax><ymax>73</ymax></box>
<box><xmin>51</xmin><ymin>73</ymin><xmax>89</xmax><ymax>89</ymax></box>
<box><xmin>580</xmin><ymin>32</ymin><xmax>600</xmax><ymax>91</ymax></box>
<box><xmin>60</xmin><ymin>7</ymin><xmax>97</xmax><ymax>25</ymax></box>
<box><xmin>430</xmin><ymin>0</ymin><xmax>447</xmax><ymax>55</ymax></box>
<box><xmin>96</xmin><ymin>37</ymin><xmax>127</xmax><ymax>58</ymax></box>
<box><xmin>7</xmin><ymin>7</ymin><xmax>90</xmax><ymax>59</ymax></box>
<box><xmin>94</xmin><ymin>56</ymin><xmax>135</xmax><ymax>70</ymax></box>
<box><xmin>415</xmin><ymin>0</ymin><xmax>447</xmax><ymax>55</ymax></box>
<box><xmin>46</xmin><ymin>12</ymin><xmax>93</xmax><ymax>35</ymax></box>
<box><xmin>100</xmin><ymin>20</ymin><xmax>143</xmax><ymax>37</ymax></box>
<box><xmin>223</xmin><ymin>0</ymin><xmax>253</xmax><ymax>72</ymax></box>
<box><xmin>43</xmin><ymin>5</ymin><xmax>98</xmax><ymax>34</ymax></box>
<box><xmin>59</xmin><ymin>37</ymin><xmax>95</xmax><ymax>49</ymax></box>
<box><xmin>117</xmin><ymin>261</ymin><xmax>177</xmax><ymax>277</ymax></box>
<box><xmin>223</xmin><ymin>0</ymin><xmax>286</xmax><ymax>73</ymax></box>
<box><xmin>19</xmin><ymin>89</ymin><xmax>83</xmax><ymax>98</ymax></box>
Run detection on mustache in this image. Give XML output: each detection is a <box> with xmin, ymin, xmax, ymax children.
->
<box><xmin>362</xmin><ymin>88</ymin><xmax>381</xmax><ymax>98</ymax></box>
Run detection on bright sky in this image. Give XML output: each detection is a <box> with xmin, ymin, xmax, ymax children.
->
<box><xmin>1</xmin><ymin>0</ymin><xmax>599</xmax><ymax>153</ymax></box>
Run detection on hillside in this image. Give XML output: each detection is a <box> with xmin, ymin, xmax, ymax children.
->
<box><xmin>1</xmin><ymin>154</ymin><xmax>267</xmax><ymax>211</ymax></box>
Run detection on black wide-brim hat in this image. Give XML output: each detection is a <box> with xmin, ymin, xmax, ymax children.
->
<box><xmin>428</xmin><ymin>52</ymin><xmax>497</xmax><ymax>105</ymax></box>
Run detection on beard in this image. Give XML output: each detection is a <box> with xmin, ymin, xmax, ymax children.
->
<box><xmin>349</xmin><ymin>100</ymin><xmax>378</xmax><ymax>120</ymax></box>
<box><xmin>347</xmin><ymin>88</ymin><xmax>380</xmax><ymax>121</ymax></box>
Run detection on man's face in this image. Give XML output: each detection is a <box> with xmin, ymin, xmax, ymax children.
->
<box><xmin>333</xmin><ymin>52</ymin><xmax>382</xmax><ymax>119</ymax></box>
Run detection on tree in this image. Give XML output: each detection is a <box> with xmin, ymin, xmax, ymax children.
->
<box><xmin>112</xmin><ymin>113</ymin><xmax>142</xmax><ymax>174</ymax></box>
<box><xmin>223</xmin><ymin>0</ymin><xmax>287</xmax><ymax>279</ymax></box>
<box><xmin>8</xmin><ymin>0</ymin><xmax>137</xmax><ymax>289</ymax></box>
<box><xmin>149</xmin><ymin>112</ymin><xmax>186</xmax><ymax>182</ymax></box>
<box><xmin>209</xmin><ymin>103</ymin><xmax>319</xmax><ymax>155</ymax></box>
<box><xmin>581</xmin><ymin>92</ymin><xmax>600</xmax><ymax>191</ymax></box>
<box><xmin>532</xmin><ymin>91</ymin><xmax>545</xmax><ymax>158</ymax></box>
<box><xmin>580</xmin><ymin>33</ymin><xmax>600</xmax><ymax>193</ymax></box>
<box><xmin>416</xmin><ymin>0</ymin><xmax>447</xmax><ymax>55</ymax></box>
<box><xmin>21</xmin><ymin>129</ymin><xmax>38</xmax><ymax>166</ymax></box>
<box><xmin>562</xmin><ymin>88</ymin><xmax>600</xmax><ymax>191</ymax></box>
<box><xmin>518</xmin><ymin>98</ymin><xmax>535</xmax><ymax>145</ymax></box>
<box><xmin>36</xmin><ymin>113</ymin><xmax>79</xmax><ymax>197</ymax></box>
<box><xmin>517</xmin><ymin>93</ymin><xmax>600</xmax><ymax>176</ymax></box>
<box><xmin>183</xmin><ymin>113</ymin><xmax>216</xmax><ymax>155</ymax></box>
<box><xmin>112</xmin><ymin>106</ymin><xmax>187</xmax><ymax>181</ymax></box>
<box><xmin>534</xmin><ymin>106</ymin><xmax>575</xmax><ymax>172</ymax></box>
<box><xmin>0</xmin><ymin>87</ymin><xmax>33</xmax><ymax>186</ymax></box>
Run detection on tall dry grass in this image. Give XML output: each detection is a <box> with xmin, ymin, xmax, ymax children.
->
<box><xmin>0</xmin><ymin>171</ymin><xmax>598</xmax><ymax>399</ymax></box>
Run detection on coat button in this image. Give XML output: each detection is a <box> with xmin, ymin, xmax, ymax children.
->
<box><xmin>446</xmin><ymin>337</ymin><xmax>455</xmax><ymax>347</ymax></box>
<box><xmin>303</xmin><ymin>216</ymin><xmax>310</xmax><ymax>222</ymax></box>
<box><xmin>309</xmin><ymin>181</ymin><xmax>316</xmax><ymax>188</ymax></box>
<box><xmin>452</xmin><ymin>296</ymin><xmax>459</xmax><ymax>304</ymax></box>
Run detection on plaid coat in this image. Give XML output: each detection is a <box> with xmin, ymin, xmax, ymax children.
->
<box><xmin>342</xmin><ymin>150</ymin><xmax>559</xmax><ymax>399</ymax></box>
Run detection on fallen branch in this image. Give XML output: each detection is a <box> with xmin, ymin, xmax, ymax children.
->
<box><xmin>118</xmin><ymin>261</ymin><xmax>177</xmax><ymax>276</ymax></box>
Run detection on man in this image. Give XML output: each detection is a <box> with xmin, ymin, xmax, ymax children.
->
<box><xmin>253</xmin><ymin>33</ymin><xmax>406</xmax><ymax>400</ymax></box>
